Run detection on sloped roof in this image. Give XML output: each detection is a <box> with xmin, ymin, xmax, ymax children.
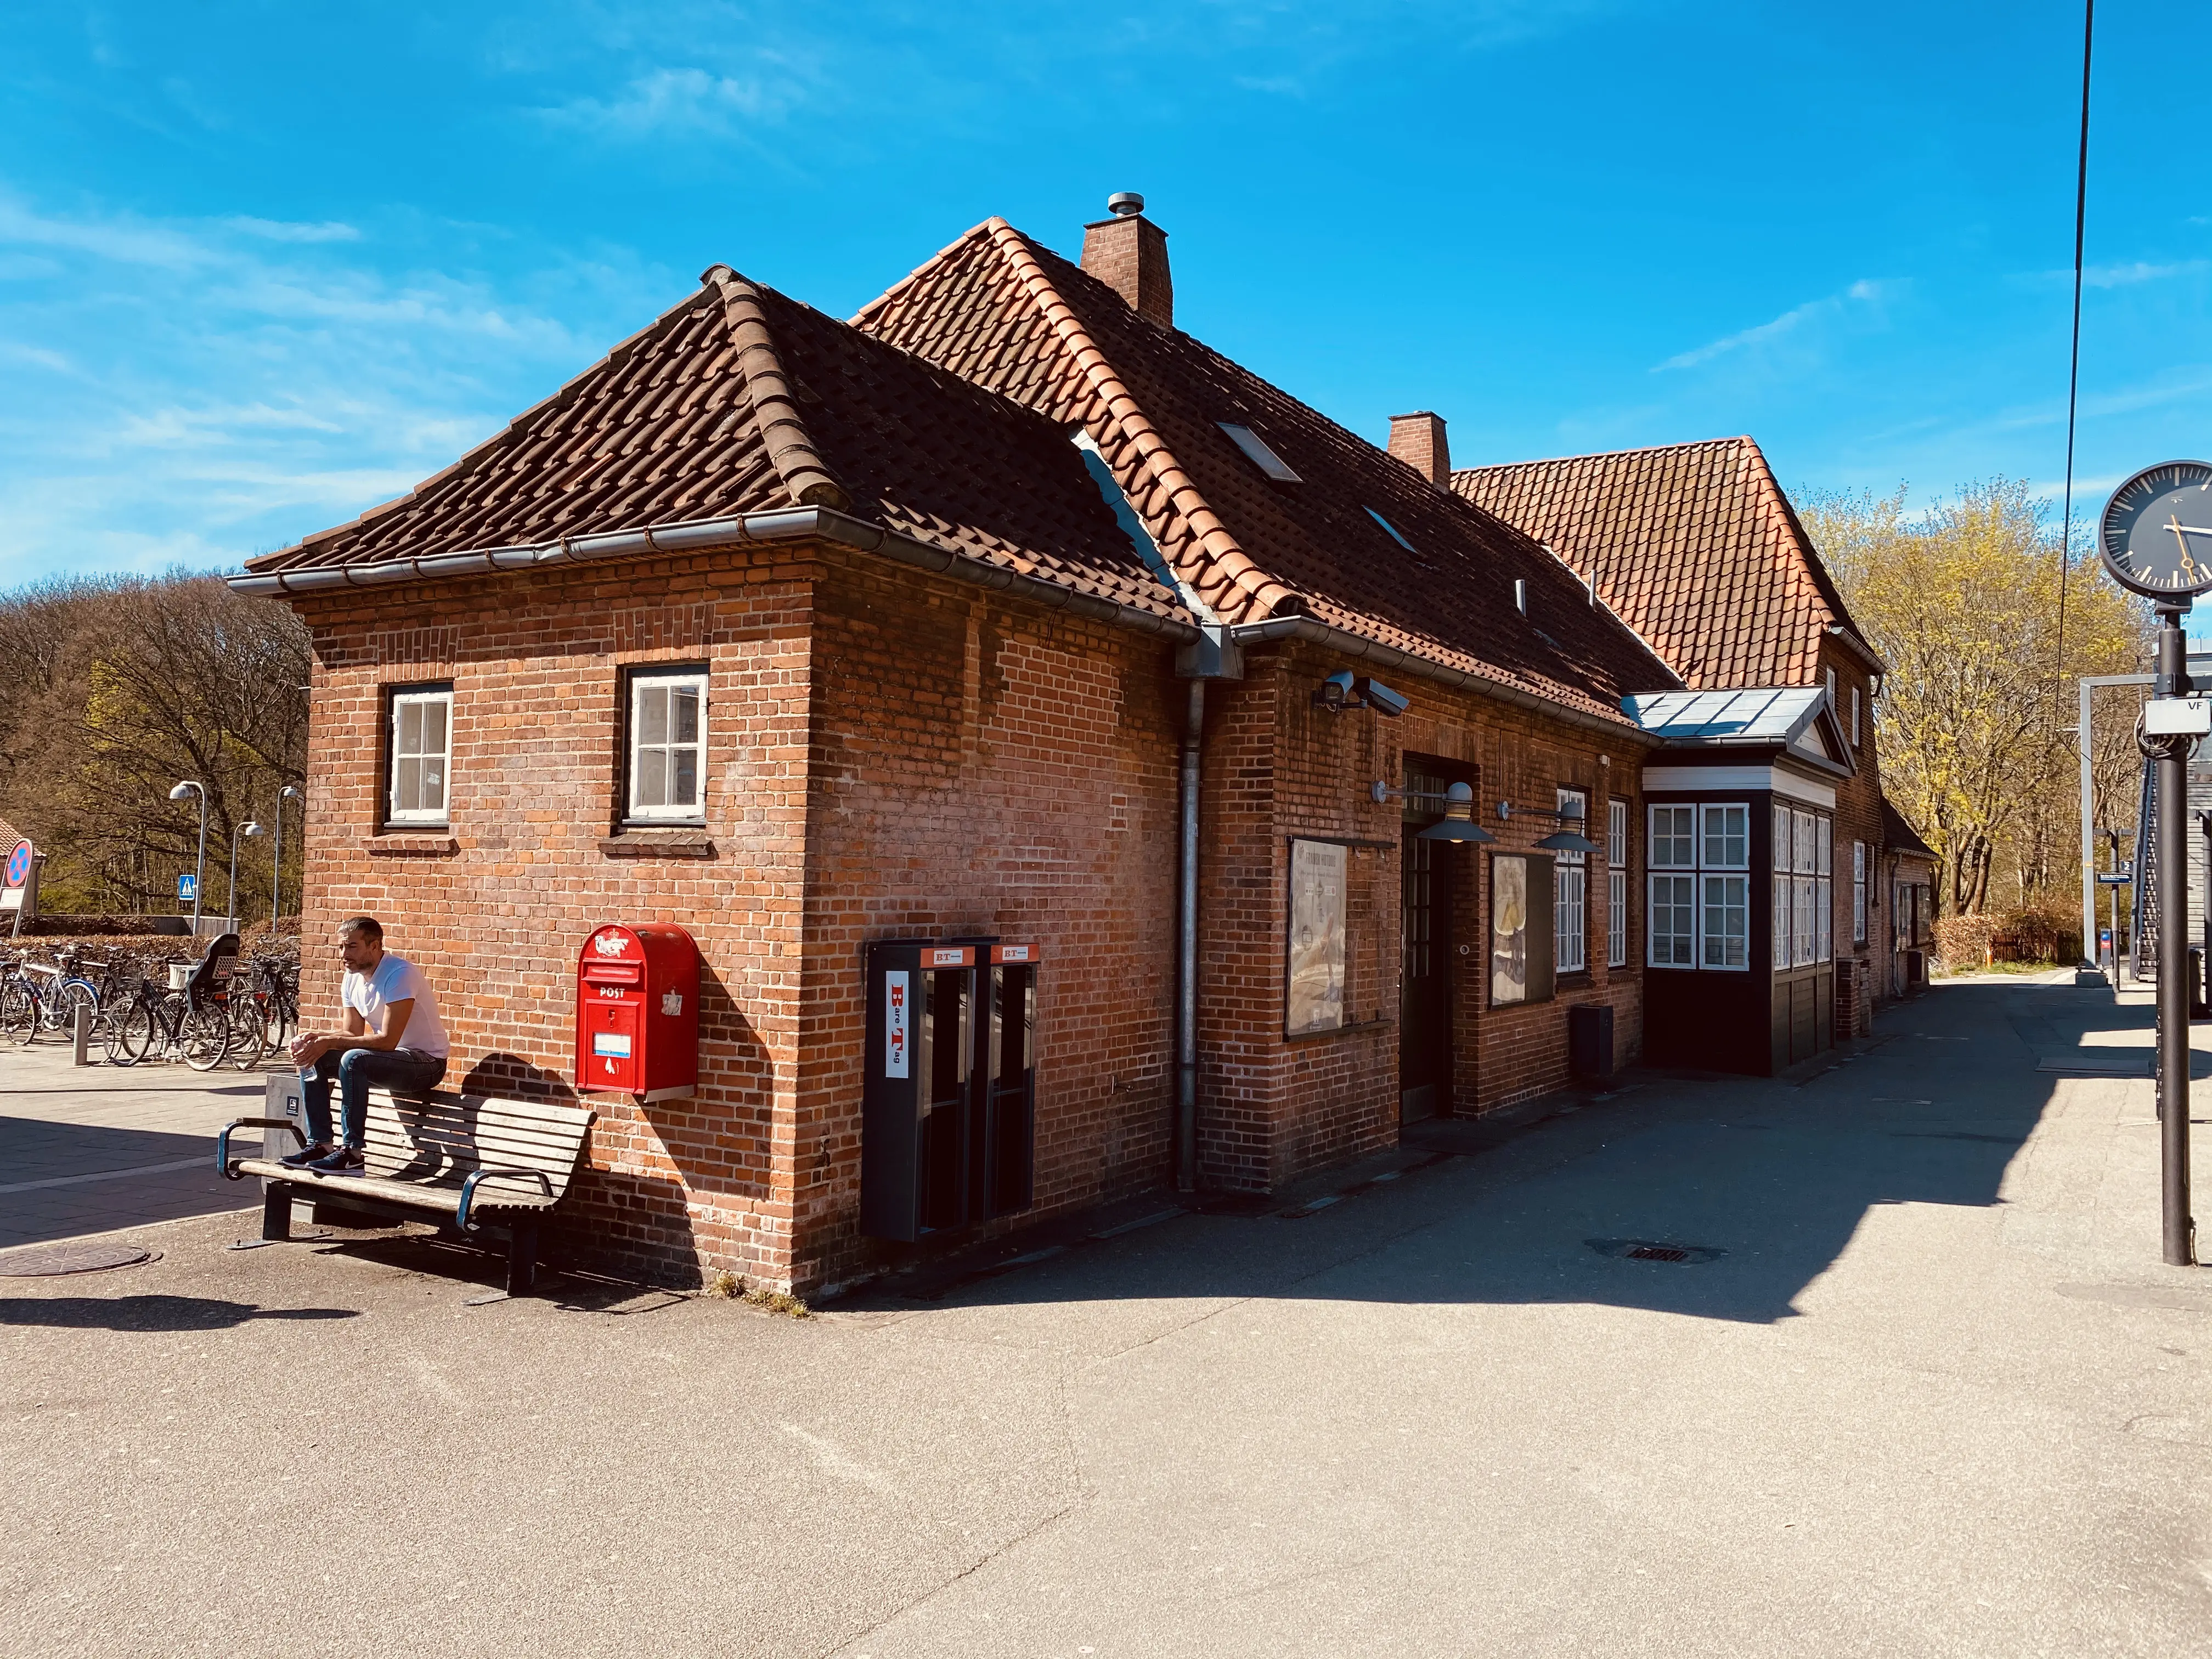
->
<box><xmin>1452</xmin><ymin>436</ymin><xmax>1876</xmax><ymax>690</ymax></box>
<box><xmin>1882</xmin><ymin>798</ymin><xmax>1938</xmax><ymax>861</ymax></box>
<box><xmin>244</xmin><ymin>269</ymin><xmax>1189</xmax><ymax>625</ymax></box>
<box><xmin>851</xmin><ymin>219</ymin><xmax>1679</xmax><ymax>727</ymax></box>
<box><xmin>1623</xmin><ymin>686</ymin><xmax>1854</xmax><ymax>777</ymax></box>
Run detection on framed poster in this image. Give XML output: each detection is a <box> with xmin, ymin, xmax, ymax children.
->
<box><xmin>1286</xmin><ymin>838</ymin><xmax>1348</xmax><ymax>1035</ymax></box>
<box><xmin>1491</xmin><ymin>851</ymin><xmax>1556</xmax><ymax>1007</ymax></box>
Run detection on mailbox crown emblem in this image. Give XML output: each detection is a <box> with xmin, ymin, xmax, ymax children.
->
<box><xmin>591</xmin><ymin>929</ymin><xmax>630</xmax><ymax>958</ymax></box>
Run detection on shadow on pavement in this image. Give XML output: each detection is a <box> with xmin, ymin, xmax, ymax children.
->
<box><xmin>841</xmin><ymin>981</ymin><xmax>2122</xmax><ymax>1327</ymax></box>
<box><xmin>0</xmin><ymin>1295</ymin><xmax>359</xmax><ymax>1331</ymax></box>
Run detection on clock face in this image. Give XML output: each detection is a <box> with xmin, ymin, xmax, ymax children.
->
<box><xmin>2101</xmin><ymin>460</ymin><xmax>2212</xmax><ymax>600</ymax></box>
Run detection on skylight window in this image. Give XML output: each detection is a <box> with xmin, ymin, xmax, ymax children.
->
<box><xmin>1218</xmin><ymin>423</ymin><xmax>1301</xmax><ymax>483</ymax></box>
<box><xmin>1365</xmin><ymin>507</ymin><xmax>1415</xmax><ymax>552</ymax></box>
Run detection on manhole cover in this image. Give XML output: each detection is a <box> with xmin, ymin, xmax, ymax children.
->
<box><xmin>1587</xmin><ymin>1238</ymin><xmax>1724</xmax><ymax>1265</ymax></box>
<box><xmin>0</xmin><ymin>1242</ymin><xmax>159</xmax><ymax>1278</ymax></box>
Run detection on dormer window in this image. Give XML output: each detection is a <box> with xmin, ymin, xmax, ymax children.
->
<box><xmin>1218</xmin><ymin>423</ymin><xmax>1301</xmax><ymax>483</ymax></box>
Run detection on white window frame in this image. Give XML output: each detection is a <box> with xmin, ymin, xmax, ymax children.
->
<box><xmin>625</xmin><ymin>668</ymin><xmax>709</xmax><ymax>823</ymax></box>
<box><xmin>1773</xmin><ymin>804</ymin><xmax>1794</xmax><ymax>970</ymax></box>
<box><xmin>1648</xmin><ymin>799</ymin><xmax>1752</xmax><ymax>972</ymax></box>
<box><xmin>1555</xmin><ymin>787</ymin><xmax>1588</xmax><ymax>973</ymax></box>
<box><xmin>1853</xmin><ymin>841</ymin><xmax>1868</xmax><ymax>945</ymax></box>
<box><xmin>386</xmin><ymin>686</ymin><xmax>453</xmax><ymax>826</ymax></box>
<box><xmin>1851</xmin><ymin>687</ymin><xmax>1862</xmax><ymax>749</ymax></box>
<box><xmin>1607</xmin><ymin>798</ymin><xmax>1629</xmax><ymax>968</ymax></box>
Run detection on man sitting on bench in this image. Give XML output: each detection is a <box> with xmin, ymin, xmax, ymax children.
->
<box><xmin>283</xmin><ymin>915</ymin><xmax>449</xmax><ymax>1175</ymax></box>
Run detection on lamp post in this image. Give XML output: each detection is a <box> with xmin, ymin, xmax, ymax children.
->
<box><xmin>273</xmin><ymin>785</ymin><xmax>302</xmax><ymax>928</ymax></box>
<box><xmin>168</xmin><ymin>780</ymin><xmax>207</xmax><ymax>936</ymax></box>
<box><xmin>231</xmin><ymin>819</ymin><xmax>264</xmax><ymax>929</ymax></box>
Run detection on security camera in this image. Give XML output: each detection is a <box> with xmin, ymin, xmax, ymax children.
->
<box><xmin>1354</xmin><ymin>676</ymin><xmax>1408</xmax><ymax>718</ymax></box>
<box><xmin>1312</xmin><ymin>670</ymin><xmax>1358</xmax><ymax>712</ymax></box>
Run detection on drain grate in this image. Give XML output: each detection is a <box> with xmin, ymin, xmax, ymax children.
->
<box><xmin>1587</xmin><ymin>1238</ymin><xmax>1724</xmax><ymax>1266</ymax></box>
<box><xmin>0</xmin><ymin>1242</ymin><xmax>159</xmax><ymax>1278</ymax></box>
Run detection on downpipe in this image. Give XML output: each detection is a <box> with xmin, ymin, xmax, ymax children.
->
<box><xmin>1176</xmin><ymin>679</ymin><xmax>1205</xmax><ymax>1192</ymax></box>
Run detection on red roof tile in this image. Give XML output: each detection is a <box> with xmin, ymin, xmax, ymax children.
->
<box><xmin>853</xmin><ymin>220</ymin><xmax>1678</xmax><ymax>726</ymax></box>
<box><xmin>1452</xmin><ymin>437</ymin><xmax>1872</xmax><ymax>690</ymax></box>
<box><xmin>245</xmin><ymin>270</ymin><xmax>1190</xmax><ymax>625</ymax></box>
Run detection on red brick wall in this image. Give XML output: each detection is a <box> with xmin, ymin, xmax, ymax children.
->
<box><xmin>294</xmin><ymin>548</ymin><xmax>820</xmax><ymax>1289</ymax></box>
<box><xmin>286</xmin><ymin>550</ymin><xmax>1656</xmax><ymax>1296</ymax></box>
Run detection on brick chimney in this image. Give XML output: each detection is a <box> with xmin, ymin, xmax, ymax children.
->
<box><xmin>1081</xmin><ymin>193</ymin><xmax>1172</xmax><ymax>327</ymax></box>
<box><xmin>1387</xmin><ymin>412</ymin><xmax>1451</xmax><ymax>487</ymax></box>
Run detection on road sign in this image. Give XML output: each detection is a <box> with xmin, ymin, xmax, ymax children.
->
<box><xmin>2097</xmin><ymin>873</ymin><xmax>2132</xmax><ymax>886</ymax></box>
<box><xmin>177</xmin><ymin>872</ymin><xmax>197</xmax><ymax>904</ymax></box>
<box><xmin>4</xmin><ymin>840</ymin><xmax>30</xmax><ymax>888</ymax></box>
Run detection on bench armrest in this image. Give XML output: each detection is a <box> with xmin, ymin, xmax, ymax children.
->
<box><xmin>456</xmin><ymin>1166</ymin><xmax>555</xmax><ymax>1232</ymax></box>
<box><xmin>218</xmin><ymin>1117</ymin><xmax>307</xmax><ymax>1179</ymax></box>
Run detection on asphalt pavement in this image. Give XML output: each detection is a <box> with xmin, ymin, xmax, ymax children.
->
<box><xmin>4</xmin><ymin>973</ymin><xmax>2210</xmax><ymax>1657</ymax></box>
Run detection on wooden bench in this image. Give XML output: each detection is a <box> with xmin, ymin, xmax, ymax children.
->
<box><xmin>221</xmin><ymin>1087</ymin><xmax>596</xmax><ymax>1295</ymax></box>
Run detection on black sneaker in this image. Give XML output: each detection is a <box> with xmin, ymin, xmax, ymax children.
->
<box><xmin>307</xmin><ymin>1146</ymin><xmax>364</xmax><ymax>1175</ymax></box>
<box><xmin>280</xmin><ymin>1142</ymin><xmax>332</xmax><ymax>1169</ymax></box>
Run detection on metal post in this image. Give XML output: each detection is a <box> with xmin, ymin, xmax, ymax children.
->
<box><xmin>2153</xmin><ymin>608</ymin><xmax>2196</xmax><ymax>1266</ymax></box>
<box><xmin>2081</xmin><ymin>674</ymin><xmax>2098</xmax><ymax>965</ymax></box>
<box><xmin>2108</xmin><ymin>830</ymin><xmax>2124</xmax><ymax>982</ymax></box>
<box><xmin>72</xmin><ymin>1001</ymin><xmax>89</xmax><ymax>1066</ymax></box>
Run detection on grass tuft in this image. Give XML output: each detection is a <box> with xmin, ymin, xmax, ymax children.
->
<box><xmin>699</xmin><ymin>1268</ymin><xmax>811</xmax><ymax>1317</ymax></box>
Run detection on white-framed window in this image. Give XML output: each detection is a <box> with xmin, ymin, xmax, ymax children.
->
<box><xmin>1607</xmin><ymin>798</ymin><xmax>1629</xmax><ymax>968</ymax></box>
<box><xmin>1773</xmin><ymin>804</ymin><xmax>1793</xmax><ymax>970</ymax></box>
<box><xmin>1702</xmin><ymin>874</ymin><xmax>1749</xmax><ymax>968</ymax></box>
<box><xmin>1650</xmin><ymin>873</ymin><xmax>1695</xmax><ymax>966</ymax></box>
<box><xmin>1851</xmin><ymin>687</ymin><xmax>1862</xmax><ymax>748</ymax></box>
<box><xmin>625</xmin><ymin>668</ymin><xmax>708</xmax><ymax>822</ymax></box>
<box><xmin>1651</xmin><ymin>804</ymin><xmax>1696</xmax><ymax>869</ymax></box>
<box><xmin>386</xmin><ymin>684</ymin><xmax>453</xmax><ymax>826</ymax></box>
<box><xmin>1853</xmin><ymin>842</ymin><xmax>1868</xmax><ymax>944</ymax></box>
<box><xmin>1815</xmin><ymin>817</ymin><xmax>1833</xmax><ymax>963</ymax></box>
<box><xmin>1826</xmin><ymin>667</ymin><xmax>1836</xmax><ymax>712</ymax></box>
<box><xmin>1650</xmin><ymin>799</ymin><xmax>1751</xmax><ymax>971</ymax></box>
<box><xmin>1556</xmin><ymin>787</ymin><xmax>1587</xmax><ymax>973</ymax></box>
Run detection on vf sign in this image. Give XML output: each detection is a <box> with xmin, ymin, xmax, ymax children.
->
<box><xmin>177</xmin><ymin>873</ymin><xmax>197</xmax><ymax>905</ymax></box>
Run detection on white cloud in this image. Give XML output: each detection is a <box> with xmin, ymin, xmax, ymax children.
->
<box><xmin>1655</xmin><ymin>279</ymin><xmax>1895</xmax><ymax>374</ymax></box>
<box><xmin>222</xmin><ymin>216</ymin><xmax>363</xmax><ymax>244</ymax></box>
<box><xmin>548</xmin><ymin>65</ymin><xmax>800</xmax><ymax>136</ymax></box>
<box><xmin>2083</xmin><ymin>259</ymin><xmax>2208</xmax><ymax>289</ymax></box>
<box><xmin>0</xmin><ymin>188</ymin><xmax>671</xmax><ymax>585</ymax></box>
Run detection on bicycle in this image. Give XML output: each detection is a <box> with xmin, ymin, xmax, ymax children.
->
<box><xmin>38</xmin><ymin>945</ymin><xmax>117</xmax><ymax>1042</ymax></box>
<box><xmin>0</xmin><ymin>953</ymin><xmax>44</xmax><ymax>1044</ymax></box>
<box><xmin>232</xmin><ymin>953</ymin><xmax>300</xmax><ymax>1070</ymax></box>
<box><xmin>104</xmin><ymin>972</ymin><xmax>233</xmax><ymax>1070</ymax></box>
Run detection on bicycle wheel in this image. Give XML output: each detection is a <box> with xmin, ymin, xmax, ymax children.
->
<box><xmin>0</xmin><ymin>981</ymin><xmax>36</xmax><ymax>1045</ymax></box>
<box><xmin>59</xmin><ymin>980</ymin><xmax>99</xmax><ymax>1040</ymax></box>
<box><xmin>259</xmin><ymin>985</ymin><xmax>292</xmax><ymax>1053</ymax></box>
<box><xmin>227</xmin><ymin>994</ymin><xmax>267</xmax><ymax>1071</ymax></box>
<box><xmin>180</xmin><ymin>1002</ymin><xmax>228</xmax><ymax>1071</ymax></box>
<box><xmin>105</xmin><ymin>996</ymin><xmax>156</xmax><ymax>1065</ymax></box>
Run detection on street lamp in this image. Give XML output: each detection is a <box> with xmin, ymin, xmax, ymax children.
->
<box><xmin>168</xmin><ymin>780</ymin><xmax>207</xmax><ymax>935</ymax></box>
<box><xmin>273</xmin><ymin>785</ymin><xmax>302</xmax><ymax>928</ymax></box>
<box><xmin>232</xmin><ymin>819</ymin><xmax>264</xmax><ymax>929</ymax></box>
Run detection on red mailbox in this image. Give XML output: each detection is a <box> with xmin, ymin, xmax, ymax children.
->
<box><xmin>575</xmin><ymin>923</ymin><xmax>699</xmax><ymax>1101</ymax></box>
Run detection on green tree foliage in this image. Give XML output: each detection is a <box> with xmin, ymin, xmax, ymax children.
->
<box><xmin>0</xmin><ymin>572</ymin><xmax>309</xmax><ymax>919</ymax></box>
<box><xmin>1802</xmin><ymin>480</ymin><xmax>2152</xmax><ymax>917</ymax></box>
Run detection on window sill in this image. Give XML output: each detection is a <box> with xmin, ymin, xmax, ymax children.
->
<box><xmin>1283</xmin><ymin>1015</ymin><xmax>1393</xmax><ymax>1043</ymax></box>
<box><xmin>366</xmin><ymin>832</ymin><xmax>457</xmax><ymax>856</ymax></box>
<box><xmin>1555</xmin><ymin>971</ymin><xmax>1595</xmax><ymax>991</ymax></box>
<box><xmin>600</xmin><ymin>831</ymin><xmax>715</xmax><ymax>859</ymax></box>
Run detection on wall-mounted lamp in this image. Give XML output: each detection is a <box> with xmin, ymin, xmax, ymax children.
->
<box><xmin>1417</xmin><ymin>782</ymin><xmax>1495</xmax><ymax>843</ymax></box>
<box><xmin>1497</xmin><ymin>798</ymin><xmax>1601</xmax><ymax>854</ymax></box>
<box><xmin>1312</xmin><ymin>670</ymin><xmax>1408</xmax><ymax>717</ymax></box>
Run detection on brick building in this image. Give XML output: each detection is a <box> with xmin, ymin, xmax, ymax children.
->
<box><xmin>235</xmin><ymin>203</ymin><xmax>1898</xmax><ymax>1292</ymax></box>
<box><xmin>1458</xmin><ymin>436</ymin><xmax>1927</xmax><ymax>1066</ymax></box>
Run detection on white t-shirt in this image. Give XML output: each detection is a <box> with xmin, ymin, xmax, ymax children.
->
<box><xmin>342</xmin><ymin>953</ymin><xmax>449</xmax><ymax>1062</ymax></box>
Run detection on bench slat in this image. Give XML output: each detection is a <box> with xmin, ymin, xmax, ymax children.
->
<box><xmin>343</xmin><ymin>1088</ymin><xmax>595</xmax><ymax>1203</ymax></box>
<box><xmin>234</xmin><ymin>1161</ymin><xmax>560</xmax><ymax>1214</ymax></box>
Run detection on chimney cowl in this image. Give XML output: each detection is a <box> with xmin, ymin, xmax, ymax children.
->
<box><xmin>1107</xmin><ymin>191</ymin><xmax>1145</xmax><ymax>218</ymax></box>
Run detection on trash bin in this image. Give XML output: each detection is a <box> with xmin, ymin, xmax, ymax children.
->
<box><xmin>1568</xmin><ymin>1003</ymin><xmax>1614</xmax><ymax>1081</ymax></box>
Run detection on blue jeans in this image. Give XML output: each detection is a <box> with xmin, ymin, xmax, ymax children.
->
<box><xmin>304</xmin><ymin>1047</ymin><xmax>447</xmax><ymax>1150</ymax></box>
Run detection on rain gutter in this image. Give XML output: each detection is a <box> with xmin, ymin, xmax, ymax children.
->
<box><xmin>1227</xmin><ymin>615</ymin><xmax>1668</xmax><ymax>748</ymax></box>
<box><xmin>226</xmin><ymin>507</ymin><xmax>1202</xmax><ymax>646</ymax></box>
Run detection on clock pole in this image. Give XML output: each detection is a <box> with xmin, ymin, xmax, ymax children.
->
<box><xmin>2153</xmin><ymin>602</ymin><xmax>2197</xmax><ymax>1266</ymax></box>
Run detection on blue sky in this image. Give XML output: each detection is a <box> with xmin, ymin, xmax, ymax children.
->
<box><xmin>3</xmin><ymin>2</ymin><xmax>2208</xmax><ymax>612</ymax></box>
